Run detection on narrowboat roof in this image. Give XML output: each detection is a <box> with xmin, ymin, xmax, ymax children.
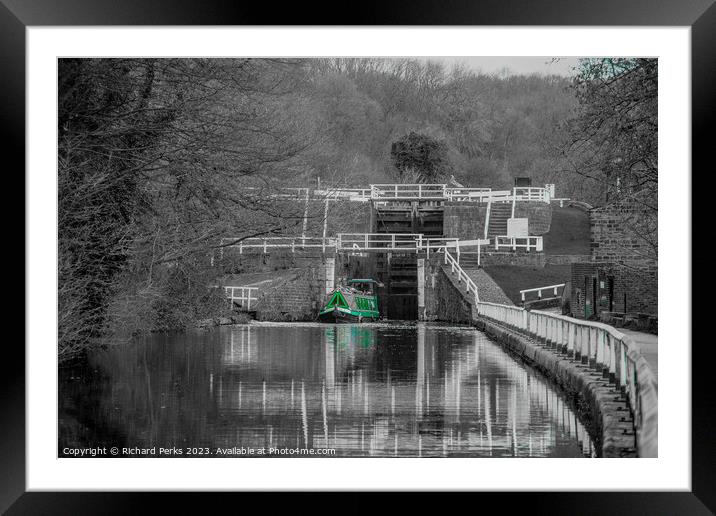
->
<box><xmin>348</xmin><ymin>279</ymin><xmax>380</xmax><ymax>284</ymax></box>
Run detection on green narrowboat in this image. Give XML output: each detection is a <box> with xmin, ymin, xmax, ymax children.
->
<box><xmin>318</xmin><ymin>279</ymin><xmax>382</xmax><ymax>323</ymax></box>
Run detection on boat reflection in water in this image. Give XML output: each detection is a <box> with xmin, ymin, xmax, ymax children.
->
<box><xmin>59</xmin><ymin>322</ymin><xmax>595</xmax><ymax>457</ymax></box>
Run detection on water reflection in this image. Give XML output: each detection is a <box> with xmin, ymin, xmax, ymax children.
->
<box><xmin>59</xmin><ymin>322</ymin><xmax>595</xmax><ymax>457</ymax></box>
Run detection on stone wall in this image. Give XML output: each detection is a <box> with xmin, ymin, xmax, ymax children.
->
<box><xmin>443</xmin><ymin>200</ymin><xmax>553</xmax><ymax>240</ymax></box>
<box><xmin>569</xmin><ymin>200</ymin><xmax>658</xmax><ymax>318</ymax></box>
<box><xmin>570</xmin><ymin>261</ymin><xmax>657</xmax><ymax>318</ymax></box>
<box><xmin>475</xmin><ymin>318</ymin><xmax>641</xmax><ymax>457</ymax></box>
<box><xmin>479</xmin><ymin>252</ymin><xmax>546</xmax><ymax>267</ymax></box>
<box><xmin>221</xmin><ymin>250</ymin><xmax>326</xmax><ymax>274</ymax></box>
<box><xmin>545</xmin><ymin>254</ymin><xmax>591</xmax><ymax>265</ymax></box>
<box><xmin>422</xmin><ymin>259</ymin><xmax>474</xmax><ymax>324</ymax></box>
<box><xmin>514</xmin><ymin>201</ymin><xmax>552</xmax><ymax>235</ymax></box>
<box><xmin>253</xmin><ymin>266</ymin><xmax>327</xmax><ymax>322</ymax></box>
<box><xmin>443</xmin><ymin>202</ymin><xmax>487</xmax><ymax>240</ymax></box>
<box><xmin>590</xmin><ymin>201</ymin><xmax>657</xmax><ymax>266</ymax></box>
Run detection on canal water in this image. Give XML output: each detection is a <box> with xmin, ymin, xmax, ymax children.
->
<box><xmin>59</xmin><ymin>322</ymin><xmax>596</xmax><ymax>458</ymax></box>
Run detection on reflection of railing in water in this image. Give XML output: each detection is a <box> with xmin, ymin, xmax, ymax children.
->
<box><xmin>437</xmin><ymin>329</ymin><xmax>595</xmax><ymax>456</ymax></box>
<box><xmin>215</xmin><ymin>324</ymin><xmax>594</xmax><ymax>456</ymax></box>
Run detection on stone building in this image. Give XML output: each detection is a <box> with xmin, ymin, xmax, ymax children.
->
<box><xmin>570</xmin><ymin>199</ymin><xmax>657</xmax><ymax>322</ymax></box>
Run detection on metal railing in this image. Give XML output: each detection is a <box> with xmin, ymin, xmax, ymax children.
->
<box><xmin>520</xmin><ymin>283</ymin><xmax>566</xmax><ymax>302</ymax></box>
<box><xmin>474</xmin><ymin>301</ymin><xmax>658</xmax><ymax>457</ymax></box>
<box><xmin>224</xmin><ymin>286</ymin><xmax>259</xmax><ymax>311</ymax></box>
<box><xmin>444</xmin><ymin>249</ymin><xmax>479</xmax><ymax>303</ymax></box>
<box><xmin>494</xmin><ymin>235</ymin><xmax>543</xmax><ymax>252</ymax></box>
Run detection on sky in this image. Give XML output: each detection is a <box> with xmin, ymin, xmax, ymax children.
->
<box><xmin>418</xmin><ymin>57</ymin><xmax>581</xmax><ymax>77</ymax></box>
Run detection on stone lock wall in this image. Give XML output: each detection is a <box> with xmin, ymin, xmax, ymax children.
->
<box><xmin>222</xmin><ymin>251</ymin><xmax>331</xmax><ymax>277</ymax></box>
<box><xmin>513</xmin><ymin>201</ymin><xmax>552</xmax><ymax>235</ymax></box>
<box><xmin>421</xmin><ymin>258</ymin><xmax>474</xmax><ymax>324</ymax></box>
<box><xmin>443</xmin><ymin>201</ymin><xmax>552</xmax><ymax>239</ymax></box>
<box><xmin>442</xmin><ymin>202</ymin><xmax>487</xmax><ymax>240</ymax></box>
<box><xmin>253</xmin><ymin>264</ymin><xmax>329</xmax><ymax>322</ymax></box>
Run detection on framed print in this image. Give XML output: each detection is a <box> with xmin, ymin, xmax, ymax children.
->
<box><xmin>6</xmin><ymin>0</ymin><xmax>712</xmax><ymax>512</ymax></box>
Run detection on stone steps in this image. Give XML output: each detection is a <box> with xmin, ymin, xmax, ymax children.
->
<box><xmin>487</xmin><ymin>203</ymin><xmax>512</xmax><ymax>237</ymax></box>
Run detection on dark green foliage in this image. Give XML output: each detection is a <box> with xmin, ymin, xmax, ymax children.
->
<box><xmin>390</xmin><ymin>132</ymin><xmax>452</xmax><ymax>183</ymax></box>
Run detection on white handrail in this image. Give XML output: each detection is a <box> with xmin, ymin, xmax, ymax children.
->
<box><xmin>337</xmin><ymin>233</ymin><xmax>425</xmax><ymax>251</ymax></box>
<box><xmin>493</xmin><ymin>235</ymin><xmax>543</xmax><ymax>252</ymax></box>
<box><xmin>520</xmin><ymin>283</ymin><xmax>566</xmax><ymax>302</ymax></box>
<box><xmin>474</xmin><ymin>300</ymin><xmax>657</xmax><ymax>457</ymax></box>
<box><xmin>484</xmin><ymin>200</ymin><xmax>492</xmax><ymax>240</ymax></box>
<box><xmin>220</xmin><ymin>236</ymin><xmax>336</xmax><ymax>254</ymax></box>
<box><xmin>239</xmin><ymin>184</ymin><xmax>552</xmax><ymax>204</ymax></box>
<box><xmin>444</xmin><ymin>249</ymin><xmax>479</xmax><ymax>303</ymax></box>
<box><xmin>224</xmin><ymin>286</ymin><xmax>259</xmax><ymax>311</ymax></box>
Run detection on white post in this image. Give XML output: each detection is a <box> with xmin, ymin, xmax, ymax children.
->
<box><xmin>511</xmin><ymin>187</ymin><xmax>516</xmax><ymax>218</ymax></box>
<box><xmin>322</xmin><ymin>197</ymin><xmax>329</xmax><ymax>253</ymax></box>
<box><xmin>417</xmin><ymin>258</ymin><xmax>425</xmax><ymax>319</ymax></box>
<box><xmin>325</xmin><ymin>257</ymin><xmax>335</xmax><ymax>295</ymax></box>
<box><xmin>301</xmin><ymin>187</ymin><xmax>309</xmax><ymax>242</ymax></box>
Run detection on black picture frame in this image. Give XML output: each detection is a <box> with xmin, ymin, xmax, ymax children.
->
<box><xmin>4</xmin><ymin>0</ymin><xmax>710</xmax><ymax>513</ymax></box>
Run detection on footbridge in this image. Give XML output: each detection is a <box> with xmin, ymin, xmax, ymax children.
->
<box><xmin>247</xmin><ymin>183</ymin><xmax>556</xmax><ymax>204</ymax></box>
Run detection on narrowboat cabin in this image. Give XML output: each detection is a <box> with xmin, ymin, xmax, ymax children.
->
<box><xmin>318</xmin><ymin>279</ymin><xmax>382</xmax><ymax>323</ymax></box>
